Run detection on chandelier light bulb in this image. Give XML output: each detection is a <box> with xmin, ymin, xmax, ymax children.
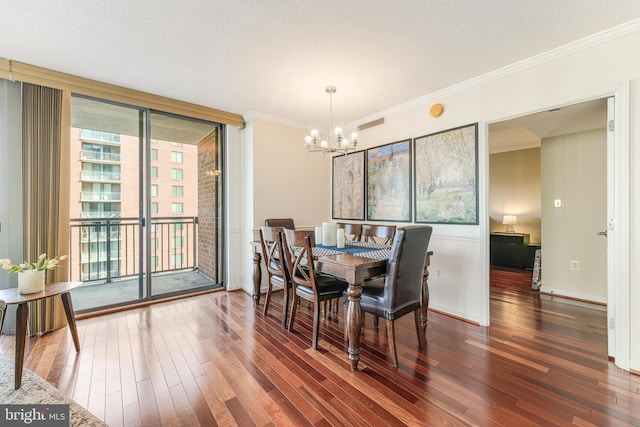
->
<box><xmin>321</xmin><ymin>140</ymin><xmax>328</xmax><ymax>148</ymax></box>
<box><xmin>311</xmin><ymin>129</ymin><xmax>319</xmax><ymax>138</ymax></box>
<box><xmin>335</xmin><ymin>127</ymin><xmax>342</xmax><ymax>137</ymax></box>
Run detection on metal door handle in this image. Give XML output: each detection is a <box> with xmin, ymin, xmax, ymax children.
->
<box><xmin>597</xmin><ymin>231</ymin><xmax>607</xmax><ymax>237</ymax></box>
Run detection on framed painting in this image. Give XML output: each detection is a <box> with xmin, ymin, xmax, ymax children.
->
<box><xmin>414</xmin><ymin>123</ymin><xmax>478</xmax><ymax>224</ymax></box>
<box><xmin>332</xmin><ymin>150</ymin><xmax>365</xmax><ymax>220</ymax></box>
<box><xmin>366</xmin><ymin>139</ymin><xmax>411</xmax><ymax>221</ymax></box>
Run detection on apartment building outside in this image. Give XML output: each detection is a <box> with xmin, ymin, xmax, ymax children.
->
<box><xmin>68</xmin><ymin>127</ymin><xmax>198</xmax><ymax>282</ymax></box>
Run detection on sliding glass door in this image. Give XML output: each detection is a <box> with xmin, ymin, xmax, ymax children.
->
<box><xmin>148</xmin><ymin>111</ymin><xmax>222</xmax><ymax>298</ymax></box>
<box><xmin>68</xmin><ymin>96</ymin><xmax>223</xmax><ymax>312</ymax></box>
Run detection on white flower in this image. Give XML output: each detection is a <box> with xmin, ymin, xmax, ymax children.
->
<box><xmin>0</xmin><ymin>254</ymin><xmax>68</xmax><ymax>274</ymax></box>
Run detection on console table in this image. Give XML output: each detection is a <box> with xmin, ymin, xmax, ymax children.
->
<box><xmin>490</xmin><ymin>232</ymin><xmax>540</xmax><ymax>270</ymax></box>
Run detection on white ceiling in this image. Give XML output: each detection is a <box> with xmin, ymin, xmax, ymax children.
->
<box><xmin>1</xmin><ymin>1</ymin><xmax>639</xmax><ymax>129</ymax></box>
<box><xmin>489</xmin><ymin>98</ymin><xmax>608</xmax><ymax>153</ymax></box>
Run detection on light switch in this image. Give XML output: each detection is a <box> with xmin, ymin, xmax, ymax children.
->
<box><xmin>554</xmin><ymin>199</ymin><xmax>562</xmax><ymax>208</ymax></box>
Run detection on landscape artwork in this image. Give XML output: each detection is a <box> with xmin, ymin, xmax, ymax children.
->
<box><xmin>332</xmin><ymin>151</ymin><xmax>365</xmax><ymax>220</ymax></box>
<box><xmin>414</xmin><ymin>123</ymin><xmax>478</xmax><ymax>224</ymax></box>
<box><xmin>366</xmin><ymin>139</ymin><xmax>411</xmax><ymax>221</ymax></box>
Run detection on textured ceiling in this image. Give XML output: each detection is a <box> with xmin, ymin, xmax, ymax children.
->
<box><xmin>1</xmin><ymin>1</ymin><xmax>640</xmax><ymax>129</ymax></box>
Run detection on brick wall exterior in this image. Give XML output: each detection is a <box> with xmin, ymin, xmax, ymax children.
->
<box><xmin>197</xmin><ymin>128</ymin><xmax>219</xmax><ymax>281</ymax></box>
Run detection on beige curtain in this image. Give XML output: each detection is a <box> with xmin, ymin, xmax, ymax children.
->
<box><xmin>22</xmin><ymin>83</ymin><xmax>70</xmax><ymax>283</ymax></box>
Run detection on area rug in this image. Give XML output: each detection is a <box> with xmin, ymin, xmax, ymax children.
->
<box><xmin>0</xmin><ymin>357</ymin><xmax>106</xmax><ymax>426</ymax></box>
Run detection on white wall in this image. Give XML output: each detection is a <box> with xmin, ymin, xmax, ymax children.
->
<box><xmin>489</xmin><ymin>148</ymin><xmax>541</xmax><ymax>242</ymax></box>
<box><xmin>225</xmin><ymin>124</ymin><xmax>245</xmax><ymax>291</ymax></box>
<box><xmin>541</xmin><ymin>129</ymin><xmax>607</xmax><ymax>302</ymax></box>
<box><xmin>236</xmin><ymin>24</ymin><xmax>640</xmax><ymax>371</ymax></box>
<box><xmin>251</xmin><ymin>116</ymin><xmax>332</xmax><ymax>229</ymax></box>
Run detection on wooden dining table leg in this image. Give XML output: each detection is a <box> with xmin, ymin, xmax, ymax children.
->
<box><xmin>346</xmin><ymin>282</ymin><xmax>364</xmax><ymax>371</ymax></box>
<box><xmin>253</xmin><ymin>252</ymin><xmax>262</xmax><ymax>307</ymax></box>
<box><xmin>14</xmin><ymin>302</ymin><xmax>29</xmax><ymax>389</ymax></box>
<box><xmin>60</xmin><ymin>292</ymin><xmax>81</xmax><ymax>353</ymax></box>
<box><xmin>419</xmin><ymin>253</ymin><xmax>432</xmax><ymax>340</ymax></box>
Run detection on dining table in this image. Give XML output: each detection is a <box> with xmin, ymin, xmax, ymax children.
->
<box><xmin>251</xmin><ymin>240</ymin><xmax>433</xmax><ymax>370</ymax></box>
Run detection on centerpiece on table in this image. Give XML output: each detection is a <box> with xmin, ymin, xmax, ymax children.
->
<box><xmin>0</xmin><ymin>253</ymin><xmax>68</xmax><ymax>294</ymax></box>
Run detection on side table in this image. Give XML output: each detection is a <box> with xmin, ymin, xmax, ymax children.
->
<box><xmin>0</xmin><ymin>281</ymin><xmax>82</xmax><ymax>389</ymax></box>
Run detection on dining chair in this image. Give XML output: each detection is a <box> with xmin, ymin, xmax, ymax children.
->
<box><xmin>264</xmin><ymin>218</ymin><xmax>296</xmax><ymax>230</ymax></box>
<box><xmin>361</xmin><ymin>224</ymin><xmax>396</xmax><ymax>245</ymax></box>
<box><xmin>337</xmin><ymin>222</ymin><xmax>362</xmax><ymax>242</ymax></box>
<box><xmin>348</xmin><ymin>225</ymin><xmax>433</xmax><ymax>368</ymax></box>
<box><xmin>282</xmin><ymin>228</ymin><xmax>348</xmax><ymax>350</ymax></box>
<box><xmin>259</xmin><ymin>226</ymin><xmax>292</xmax><ymax>328</ymax></box>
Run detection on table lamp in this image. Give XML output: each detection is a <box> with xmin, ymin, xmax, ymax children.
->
<box><xmin>502</xmin><ymin>215</ymin><xmax>517</xmax><ymax>233</ymax></box>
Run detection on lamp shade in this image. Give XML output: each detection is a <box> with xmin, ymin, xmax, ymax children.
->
<box><xmin>502</xmin><ymin>215</ymin><xmax>517</xmax><ymax>233</ymax></box>
<box><xmin>502</xmin><ymin>215</ymin><xmax>517</xmax><ymax>225</ymax></box>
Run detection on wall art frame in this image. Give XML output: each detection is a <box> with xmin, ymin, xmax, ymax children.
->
<box><xmin>414</xmin><ymin>123</ymin><xmax>479</xmax><ymax>224</ymax></box>
<box><xmin>366</xmin><ymin>139</ymin><xmax>412</xmax><ymax>222</ymax></box>
<box><xmin>332</xmin><ymin>150</ymin><xmax>365</xmax><ymax>220</ymax></box>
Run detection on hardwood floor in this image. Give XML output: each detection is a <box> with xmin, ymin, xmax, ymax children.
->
<box><xmin>1</xmin><ymin>269</ymin><xmax>639</xmax><ymax>426</ymax></box>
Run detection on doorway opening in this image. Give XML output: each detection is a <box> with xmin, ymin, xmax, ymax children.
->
<box><xmin>488</xmin><ymin>97</ymin><xmax>610</xmax><ymax>346</ymax></box>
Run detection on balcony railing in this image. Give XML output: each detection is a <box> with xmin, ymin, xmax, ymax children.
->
<box><xmin>80</xmin><ymin>171</ymin><xmax>121</xmax><ymax>182</ymax></box>
<box><xmin>80</xmin><ymin>191</ymin><xmax>122</xmax><ymax>202</ymax></box>
<box><xmin>69</xmin><ymin>216</ymin><xmax>198</xmax><ymax>283</ymax></box>
<box><xmin>80</xmin><ymin>150</ymin><xmax>121</xmax><ymax>162</ymax></box>
<box><xmin>80</xmin><ymin>212</ymin><xmax>122</xmax><ymax>219</ymax></box>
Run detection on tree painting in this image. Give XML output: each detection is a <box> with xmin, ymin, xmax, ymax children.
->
<box><xmin>366</xmin><ymin>139</ymin><xmax>411</xmax><ymax>221</ymax></box>
<box><xmin>414</xmin><ymin>123</ymin><xmax>478</xmax><ymax>224</ymax></box>
<box><xmin>332</xmin><ymin>151</ymin><xmax>364</xmax><ymax>219</ymax></box>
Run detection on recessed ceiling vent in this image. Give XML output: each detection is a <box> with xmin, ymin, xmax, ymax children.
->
<box><xmin>357</xmin><ymin>117</ymin><xmax>384</xmax><ymax>132</ymax></box>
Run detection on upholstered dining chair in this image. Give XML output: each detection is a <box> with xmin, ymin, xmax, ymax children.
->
<box><xmin>337</xmin><ymin>222</ymin><xmax>362</xmax><ymax>242</ymax></box>
<box><xmin>350</xmin><ymin>225</ymin><xmax>433</xmax><ymax>368</ymax></box>
<box><xmin>282</xmin><ymin>228</ymin><xmax>348</xmax><ymax>350</ymax></box>
<box><xmin>259</xmin><ymin>226</ymin><xmax>291</xmax><ymax>328</ymax></box>
<box><xmin>361</xmin><ymin>224</ymin><xmax>396</xmax><ymax>245</ymax></box>
<box><xmin>264</xmin><ymin>218</ymin><xmax>296</xmax><ymax>230</ymax></box>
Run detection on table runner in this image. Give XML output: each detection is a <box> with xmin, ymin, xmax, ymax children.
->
<box><xmin>352</xmin><ymin>248</ymin><xmax>392</xmax><ymax>260</ymax></box>
<box><xmin>348</xmin><ymin>241</ymin><xmax>391</xmax><ymax>249</ymax></box>
<box><xmin>314</xmin><ymin>243</ymin><xmax>378</xmax><ymax>255</ymax></box>
<box><xmin>309</xmin><ymin>244</ymin><xmax>391</xmax><ymax>261</ymax></box>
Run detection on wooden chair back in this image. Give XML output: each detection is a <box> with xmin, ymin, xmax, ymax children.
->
<box><xmin>282</xmin><ymin>229</ymin><xmax>317</xmax><ymax>293</ymax></box>
<box><xmin>259</xmin><ymin>226</ymin><xmax>286</xmax><ymax>278</ymax></box>
<box><xmin>337</xmin><ymin>222</ymin><xmax>362</xmax><ymax>241</ymax></box>
<box><xmin>259</xmin><ymin>226</ymin><xmax>292</xmax><ymax>326</ymax></box>
<box><xmin>361</xmin><ymin>224</ymin><xmax>396</xmax><ymax>245</ymax></box>
<box><xmin>264</xmin><ymin>218</ymin><xmax>295</xmax><ymax>229</ymax></box>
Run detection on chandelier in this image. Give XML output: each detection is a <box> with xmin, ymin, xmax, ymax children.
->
<box><xmin>304</xmin><ymin>86</ymin><xmax>358</xmax><ymax>155</ymax></box>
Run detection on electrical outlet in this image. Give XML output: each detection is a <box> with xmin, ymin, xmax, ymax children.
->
<box><xmin>570</xmin><ymin>260</ymin><xmax>580</xmax><ymax>270</ymax></box>
<box><xmin>554</xmin><ymin>199</ymin><xmax>562</xmax><ymax>208</ymax></box>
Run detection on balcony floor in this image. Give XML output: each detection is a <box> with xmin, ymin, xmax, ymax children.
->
<box><xmin>70</xmin><ymin>270</ymin><xmax>222</xmax><ymax>312</ymax></box>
